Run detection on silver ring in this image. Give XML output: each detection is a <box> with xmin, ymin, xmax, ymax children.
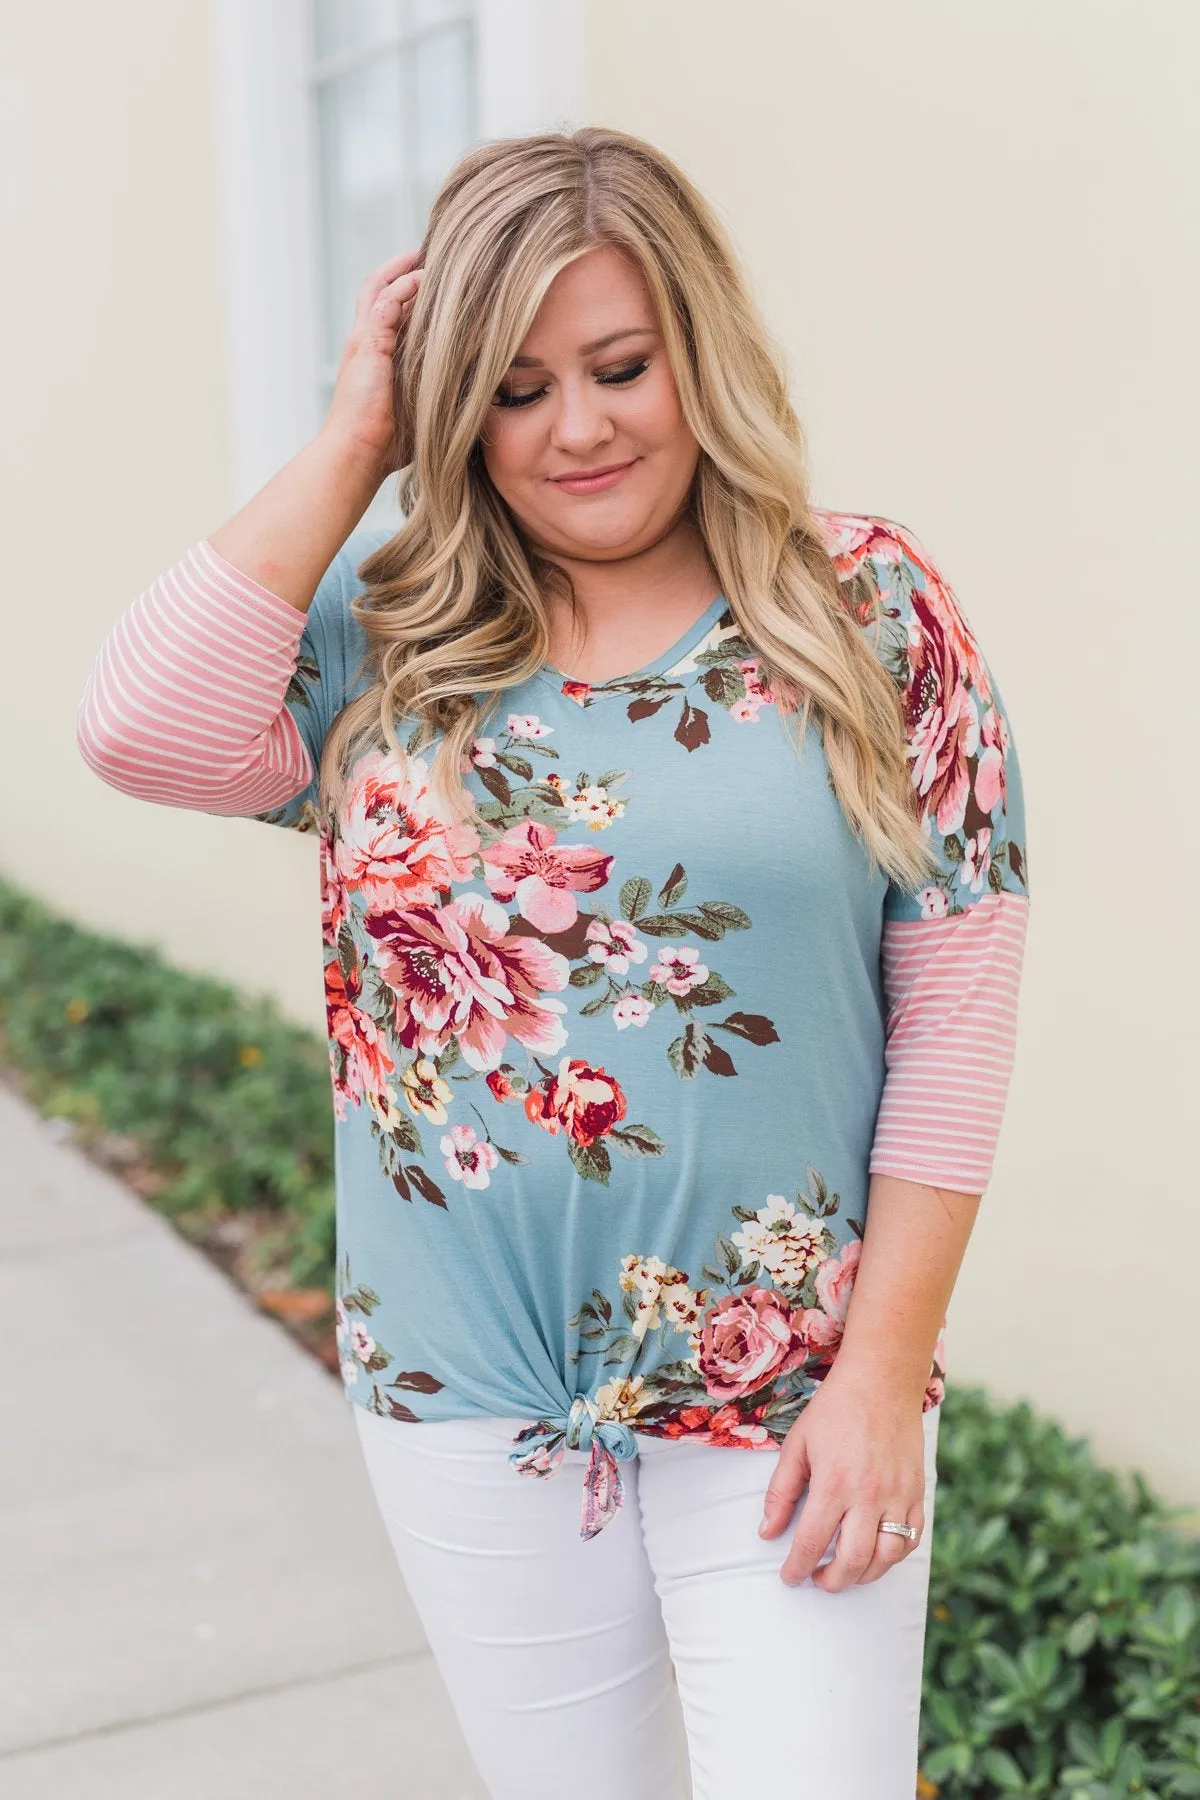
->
<box><xmin>878</xmin><ymin>1519</ymin><xmax>919</xmax><ymax>1541</ymax></box>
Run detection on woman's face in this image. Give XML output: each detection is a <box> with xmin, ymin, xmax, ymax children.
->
<box><xmin>478</xmin><ymin>244</ymin><xmax>700</xmax><ymax>563</ymax></box>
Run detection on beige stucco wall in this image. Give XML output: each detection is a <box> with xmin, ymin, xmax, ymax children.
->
<box><xmin>585</xmin><ymin>1</ymin><xmax>1199</xmax><ymax>1505</ymax></box>
<box><xmin>4</xmin><ymin>3</ymin><xmax>1197</xmax><ymax>1507</ymax></box>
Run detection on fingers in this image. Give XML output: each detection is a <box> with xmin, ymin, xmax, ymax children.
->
<box><xmin>809</xmin><ymin>1502</ymin><xmax>917</xmax><ymax>1592</ymax></box>
<box><xmin>354</xmin><ymin>251</ymin><xmax>424</xmax><ymax>333</ymax></box>
<box><xmin>757</xmin><ymin>1438</ymin><xmax>810</xmax><ymax>1540</ymax></box>
<box><xmin>845</xmin><ymin>1500</ymin><xmax>925</xmax><ymax>1588</ymax></box>
<box><xmin>776</xmin><ymin>1481</ymin><xmax>845</xmax><ymax>1586</ymax></box>
<box><xmin>777</xmin><ymin>1485</ymin><xmax>924</xmax><ymax>1590</ymax></box>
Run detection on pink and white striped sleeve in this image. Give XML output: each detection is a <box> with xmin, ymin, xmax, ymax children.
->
<box><xmin>865</xmin><ymin>520</ymin><xmax>1032</xmax><ymax>1194</ymax></box>
<box><xmin>76</xmin><ymin>537</ymin><xmax>324</xmax><ymax>823</ymax></box>
<box><xmin>870</xmin><ymin>893</ymin><xmax>1030</xmax><ymax>1192</ymax></box>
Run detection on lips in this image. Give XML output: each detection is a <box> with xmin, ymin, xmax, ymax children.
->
<box><xmin>549</xmin><ymin>459</ymin><xmax>638</xmax><ymax>492</ymax></box>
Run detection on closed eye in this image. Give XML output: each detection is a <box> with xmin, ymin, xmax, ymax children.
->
<box><xmin>493</xmin><ymin>357</ymin><xmax>653</xmax><ymax>410</ymax></box>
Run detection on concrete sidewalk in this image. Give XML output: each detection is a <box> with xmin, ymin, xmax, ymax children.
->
<box><xmin>0</xmin><ymin>1083</ymin><xmax>487</xmax><ymax>1798</ymax></box>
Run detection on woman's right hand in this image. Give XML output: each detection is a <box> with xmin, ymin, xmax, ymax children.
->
<box><xmin>320</xmin><ymin>249</ymin><xmax>425</xmax><ymax>480</ymax></box>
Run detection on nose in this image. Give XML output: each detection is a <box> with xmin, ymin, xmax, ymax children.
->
<box><xmin>548</xmin><ymin>376</ymin><xmax>617</xmax><ymax>457</ymax></box>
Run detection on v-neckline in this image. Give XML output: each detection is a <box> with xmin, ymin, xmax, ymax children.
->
<box><xmin>534</xmin><ymin>590</ymin><xmax>732</xmax><ymax>697</ymax></box>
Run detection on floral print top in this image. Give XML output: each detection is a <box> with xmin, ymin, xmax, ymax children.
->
<box><xmin>77</xmin><ymin>509</ymin><xmax>1030</xmax><ymax>1541</ymax></box>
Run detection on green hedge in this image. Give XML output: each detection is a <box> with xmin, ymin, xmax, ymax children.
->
<box><xmin>1</xmin><ymin>873</ymin><xmax>1197</xmax><ymax>1797</ymax></box>
<box><xmin>0</xmin><ymin>873</ymin><xmax>336</xmax><ymax>1285</ymax></box>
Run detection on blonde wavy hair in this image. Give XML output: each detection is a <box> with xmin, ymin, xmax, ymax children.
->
<box><xmin>319</xmin><ymin>125</ymin><xmax>937</xmax><ymax>892</ymax></box>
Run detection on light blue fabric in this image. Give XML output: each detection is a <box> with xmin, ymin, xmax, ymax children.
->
<box><xmin>250</xmin><ymin>514</ymin><xmax>1028</xmax><ymax>1537</ymax></box>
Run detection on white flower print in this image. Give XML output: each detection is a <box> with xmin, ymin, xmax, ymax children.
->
<box><xmin>340</xmin><ymin>1356</ymin><xmax>360</xmax><ymax>1388</ymax></box>
<box><xmin>612</xmin><ymin>994</ymin><xmax>654</xmax><ymax>1029</ymax></box>
<box><xmin>471</xmin><ymin>736</ymin><xmax>498</xmax><ymax>768</ymax></box>
<box><xmin>351</xmin><ymin>1321</ymin><xmax>376</xmax><ymax>1364</ymax></box>
<box><xmin>958</xmin><ymin>826</ymin><xmax>993</xmax><ymax>894</ymax></box>
<box><xmin>506</xmin><ymin>713</ymin><xmax>553</xmax><ymax>739</ymax></box>
<box><xmin>730</xmin><ymin>1194</ymin><xmax>828</xmax><ymax>1286</ymax></box>
<box><xmin>618</xmin><ymin>1254</ymin><xmax>702</xmax><ymax>1342</ymax></box>
<box><xmin>440</xmin><ymin>1122</ymin><xmax>501</xmax><ymax>1190</ymax></box>
<box><xmin>917</xmin><ymin>885</ymin><xmax>949</xmax><ymax>919</ymax></box>
<box><xmin>585</xmin><ymin>917</ymin><xmax>647</xmax><ymax>976</ymax></box>
<box><xmin>647</xmin><ymin>944</ymin><xmax>709</xmax><ymax>995</ymax></box>
<box><xmin>565</xmin><ymin>783</ymin><xmax>626</xmax><ymax>829</ymax></box>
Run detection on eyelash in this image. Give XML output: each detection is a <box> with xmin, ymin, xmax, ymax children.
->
<box><xmin>493</xmin><ymin>357</ymin><xmax>652</xmax><ymax>410</ymax></box>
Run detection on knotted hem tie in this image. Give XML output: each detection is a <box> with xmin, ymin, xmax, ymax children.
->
<box><xmin>507</xmin><ymin>1393</ymin><xmax>640</xmax><ymax>1540</ymax></box>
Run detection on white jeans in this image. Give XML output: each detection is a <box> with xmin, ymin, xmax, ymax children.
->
<box><xmin>352</xmin><ymin>1400</ymin><xmax>942</xmax><ymax>1800</ymax></box>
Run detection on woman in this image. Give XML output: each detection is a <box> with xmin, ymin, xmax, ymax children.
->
<box><xmin>77</xmin><ymin>126</ymin><xmax>1030</xmax><ymax>1799</ymax></box>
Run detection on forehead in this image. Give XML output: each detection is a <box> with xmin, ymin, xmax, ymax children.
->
<box><xmin>513</xmin><ymin>246</ymin><xmax>658</xmax><ymax>361</ymax></box>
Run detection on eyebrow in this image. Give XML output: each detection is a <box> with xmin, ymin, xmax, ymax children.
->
<box><xmin>508</xmin><ymin>327</ymin><xmax>659</xmax><ymax>369</ymax></box>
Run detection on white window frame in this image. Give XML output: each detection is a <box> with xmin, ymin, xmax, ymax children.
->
<box><xmin>210</xmin><ymin>0</ymin><xmax>585</xmax><ymax>516</ymax></box>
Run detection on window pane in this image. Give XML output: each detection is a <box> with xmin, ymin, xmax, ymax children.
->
<box><xmin>313</xmin><ymin>0</ymin><xmax>399</xmax><ymax>60</ymax></box>
<box><xmin>413</xmin><ymin>24</ymin><xmax>474</xmax><ymax>221</ymax></box>
<box><xmin>316</xmin><ymin>52</ymin><xmax>415</xmax><ymax>369</ymax></box>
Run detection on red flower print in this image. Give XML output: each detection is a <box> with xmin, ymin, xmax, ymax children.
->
<box><xmin>561</xmin><ymin>679</ymin><xmax>592</xmax><ymax>705</ymax></box>
<box><xmin>481</xmin><ymin>819</ymin><xmax>613</xmax><ymax>934</ymax></box>
<box><xmin>332</xmin><ymin>749</ymin><xmax>480</xmax><ymax>912</ymax></box>
<box><xmin>696</xmin><ymin>1286</ymin><xmax>809</xmax><ymax>1402</ymax></box>
<box><xmin>523</xmin><ymin>1056</ymin><xmax>627</xmax><ymax>1146</ymax></box>
<box><xmin>324</xmin><ymin>957</ymin><xmax>396</xmax><ymax>1121</ymax></box>
<box><xmin>486</xmin><ymin>1067</ymin><xmax>522</xmax><ymax>1103</ymax></box>
<box><xmin>363</xmin><ymin>891</ymin><xmax>570</xmax><ymax>1071</ymax></box>
<box><xmin>646</xmin><ymin>1401</ymin><xmax>771</xmax><ymax>1447</ymax></box>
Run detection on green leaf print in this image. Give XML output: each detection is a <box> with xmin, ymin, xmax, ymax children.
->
<box><xmin>609</xmin><ymin>1123</ymin><xmax>666</xmax><ymax>1158</ymax></box>
<box><xmin>657</xmin><ymin>862</ymin><xmax>688</xmax><ymax>908</ymax></box>
<box><xmin>620</xmin><ymin>875</ymin><xmax>652</xmax><ymax>920</ymax></box>
<box><xmin>696</xmin><ymin>899</ymin><xmax>751</xmax><ymax>932</ymax></box>
<box><xmin>478</xmin><ymin>764</ymin><xmax>512</xmax><ymax>805</ymax></box>
<box><xmin>666</xmin><ymin>1023</ymin><xmax>705</xmax><ymax>1078</ymax></box>
<box><xmin>495</xmin><ymin>751</ymin><xmax>533</xmax><ymax>779</ymax></box>
<box><xmin>569</xmin><ymin>960</ymin><xmax>606</xmax><ymax>987</ymax></box>
<box><xmin>567</xmin><ymin>1136</ymin><xmax>612</xmax><ymax>1184</ymax></box>
<box><xmin>681</xmin><ymin>972</ymin><xmax>735</xmax><ymax>1009</ymax></box>
<box><xmin>602</xmin><ymin>1332</ymin><xmax>642</xmax><ymax>1367</ymax></box>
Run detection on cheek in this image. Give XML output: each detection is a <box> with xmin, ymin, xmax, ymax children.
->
<box><xmin>635</xmin><ymin>373</ymin><xmax>694</xmax><ymax>459</ymax></box>
<box><xmin>480</xmin><ymin>414</ymin><xmax>538</xmax><ymax>491</ymax></box>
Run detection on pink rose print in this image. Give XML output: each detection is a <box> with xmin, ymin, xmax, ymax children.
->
<box><xmin>506</xmin><ymin>713</ymin><xmax>553</xmax><ymax>739</ymax></box>
<box><xmin>917</xmin><ymin>885</ymin><xmax>950</xmax><ymax>919</ymax></box>
<box><xmin>333</xmin><ymin>750</ymin><xmax>480</xmax><ymax>912</ymax></box>
<box><xmin>481</xmin><ymin>819</ymin><xmax>613</xmax><ymax>934</ymax></box>
<box><xmin>440</xmin><ymin>1123</ymin><xmax>501</xmax><ymax>1189</ymax></box>
<box><xmin>471</xmin><ymin>737</ymin><xmax>498</xmax><ymax>769</ymax></box>
<box><xmin>905</xmin><ymin>601</ymin><xmax>982</xmax><ymax>838</ymax></box>
<box><xmin>364</xmin><ymin>891</ymin><xmax>569</xmax><ymax>1071</ymax></box>
<box><xmin>975</xmin><ymin>705</ymin><xmax>1009</xmax><ymax>815</ymax></box>
<box><xmin>696</xmin><ymin>1287</ymin><xmax>809</xmax><ymax>1402</ymax></box>
<box><xmin>813</xmin><ymin>1235</ymin><xmax>861</xmax><ymax>1324</ymax></box>
<box><xmin>648</xmin><ymin>944</ymin><xmax>709</xmax><ymax>995</ymax></box>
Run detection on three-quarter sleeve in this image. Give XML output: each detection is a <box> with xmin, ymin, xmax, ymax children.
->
<box><xmin>866</xmin><ymin>522</ymin><xmax>1031</xmax><ymax>1193</ymax></box>
<box><xmin>76</xmin><ymin>528</ymin><xmax>386</xmax><ymax>833</ymax></box>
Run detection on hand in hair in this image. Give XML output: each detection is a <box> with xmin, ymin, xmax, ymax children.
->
<box><xmin>322</xmin><ymin>248</ymin><xmax>425</xmax><ymax>481</ymax></box>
